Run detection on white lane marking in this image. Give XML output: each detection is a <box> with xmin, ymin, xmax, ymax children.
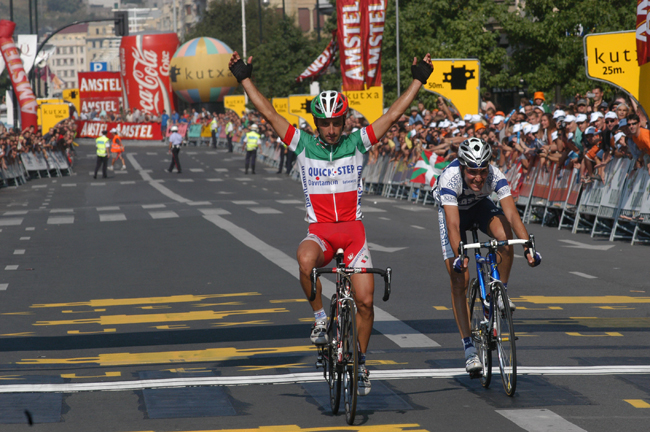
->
<box><xmin>189</xmin><ymin>168</ymin><xmax>204</xmax><ymax>172</ymax></box>
<box><xmin>276</xmin><ymin>200</ymin><xmax>303</xmax><ymax>204</ymax></box>
<box><xmin>206</xmin><ymin>178</ymin><xmax>223</xmax><ymax>182</ymax></box>
<box><xmin>411</xmin><ymin>225</ymin><xmax>425</xmax><ymax>230</ymax></box>
<box><xmin>249</xmin><ymin>207</ymin><xmax>282</xmax><ymax>214</ymax></box>
<box><xmin>97</xmin><ymin>206</ymin><xmax>120</xmax><ymax>212</ymax></box>
<box><xmin>187</xmin><ymin>201</ymin><xmax>211</xmax><ymax>206</ymax></box>
<box><xmin>127</xmin><ymin>154</ymin><xmax>191</xmax><ymax>204</ymax></box>
<box><xmin>31</xmin><ymin>185</ymin><xmax>47</xmax><ymax>189</ymax></box>
<box><xmin>214</xmin><ymin>168</ymin><xmax>228</xmax><ymax>172</ymax></box>
<box><xmin>203</xmin><ymin>214</ymin><xmax>439</xmax><ymax>348</ymax></box>
<box><xmin>0</xmin><ymin>284</ymin><xmax>7</xmax><ymax>290</ymax></box>
<box><xmin>497</xmin><ymin>409</ymin><xmax>588</xmax><ymax>432</ymax></box>
<box><xmin>114</xmin><ymin>171</ymin><xmax>128</xmax><ymax>175</ymax></box>
<box><xmin>142</xmin><ymin>204</ymin><xmax>166</xmax><ymax>209</ymax></box>
<box><xmin>178</xmin><ymin>178</ymin><xmax>194</xmax><ymax>183</ymax></box>
<box><xmin>149</xmin><ymin>211</ymin><xmax>179</xmax><ymax>219</ymax></box>
<box><xmin>100</xmin><ymin>214</ymin><xmax>127</xmax><ymax>222</ymax></box>
<box><xmin>514</xmin><ymin>253</ymin><xmax>524</xmax><ymax>258</ymax></box>
<box><xmin>186</xmin><ymin>152</ymin><xmax>198</xmax><ymax>155</ymax></box>
<box><xmin>91</xmin><ymin>183</ymin><xmax>106</xmax><ymax>186</ymax></box>
<box><xmin>199</xmin><ymin>209</ymin><xmax>231</xmax><ymax>216</ymax></box>
<box><xmin>61</xmin><ymin>183</ymin><xmax>77</xmax><ymax>187</ymax></box>
<box><xmin>5</xmin><ymin>265</ymin><xmax>18</xmax><ymax>270</ymax></box>
<box><xmin>13</xmin><ymin>250</ymin><xmax>25</xmax><ymax>255</ymax></box>
<box><xmin>20</xmin><ymin>237</ymin><xmax>30</xmax><ymax>240</ymax></box>
<box><xmin>360</xmin><ymin>206</ymin><xmax>386</xmax><ymax>213</ymax></box>
<box><xmin>263</xmin><ymin>177</ymin><xmax>281</xmax><ymax>181</ymax></box>
<box><xmin>1</xmin><ymin>365</ymin><xmax>650</xmax><ymax>394</ymax></box>
<box><xmin>234</xmin><ymin>177</ymin><xmax>253</xmax><ymax>181</ymax></box>
<box><xmin>233</xmin><ymin>200</ymin><xmax>258</xmax><ymax>205</ymax></box>
<box><xmin>47</xmin><ymin>216</ymin><xmax>74</xmax><ymax>224</ymax></box>
<box><xmin>379</xmin><ymin>217</ymin><xmax>391</xmax><ymax>221</ymax></box>
<box><xmin>121</xmin><ymin>181</ymin><xmax>136</xmax><ymax>185</ymax></box>
<box><xmin>395</xmin><ymin>205</ymin><xmax>431</xmax><ymax>212</ymax></box>
<box><xmin>367</xmin><ymin>243</ymin><xmax>407</xmax><ymax>253</ymax></box>
<box><xmin>4</xmin><ymin>211</ymin><xmax>27</xmax><ymax>216</ymax></box>
<box><xmin>570</xmin><ymin>272</ymin><xmax>598</xmax><ymax>279</ymax></box>
<box><xmin>146</xmin><ymin>152</ymin><xmax>157</xmax><ymax>155</ymax></box>
<box><xmin>559</xmin><ymin>239</ymin><xmax>615</xmax><ymax>251</ymax></box>
<box><xmin>0</xmin><ymin>219</ymin><xmax>23</xmax><ymax>226</ymax></box>
<box><xmin>25</xmin><ymin>227</ymin><xmax>35</xmax><ymax>231</ymax></box>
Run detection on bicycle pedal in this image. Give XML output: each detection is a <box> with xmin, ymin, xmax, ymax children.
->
<box><xmin>469</xmin><ymin>371</ymin><xmax>483</xmax><ymax>379</ymax></box>
<box><xmin>315</xmin><ymin>360</ymin><xmax>324</xmax><ymax>368</ymax></box>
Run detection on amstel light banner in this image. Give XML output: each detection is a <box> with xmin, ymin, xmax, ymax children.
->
<box><xmin>423</xmin><ymin>59</ymin><xmax>480</xmax><ymax>118</ymax></box>
<box><xmin>76</xmin><ymin>121</ymin><xmax>163</xmax><ymax>140</ymax></box>
<box><xmin>337</xmin><ymin>0</ymin><xmax>385</xmax><ymax>91</ymax></box>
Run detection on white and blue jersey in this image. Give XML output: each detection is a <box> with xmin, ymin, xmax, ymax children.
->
<box><xmin>434</xmin><ymin>159</ymin><xmax>512</xmax><ymax>260</ymax></box>
<box><xmin>433</xmin><ymin>159</ymin><xmax>511</xmax><ymax>210</ymax></box>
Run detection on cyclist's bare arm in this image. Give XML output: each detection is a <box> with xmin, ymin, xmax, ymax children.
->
<box><xmin>370</xmin><ymin>54</ymin><xmax>432</xmax><ymax>139</ymax></box>
<box><xmin>443</xmin><ymin>204</ymin><xmax>468</xmax><ymax>269</ymax></box>
<box><xmin>500</xmin><ymin>196</ymin><xmax>536</xmax><ymax>266</ymax></box>
<box><xmin>228</xmin><ymin>52</ymin><xmax>290</xmax><ymax>139</ymax></box>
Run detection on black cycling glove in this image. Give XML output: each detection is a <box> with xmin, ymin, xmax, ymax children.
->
<box><xmin>230</xmin><ymin>58</ymin><xmax>253</xmax><ymax>83</ymax></box>
<box><xmin>411</xmin><ymin>59</ymin><xmax>433</xmax><ymax>84</ymax></box>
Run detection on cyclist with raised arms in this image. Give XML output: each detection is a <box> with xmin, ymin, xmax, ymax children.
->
<box><xmin>229</xmin><ymin>51</ymin><xmax>433</xmax><ymax>396</ymax></box>
<box><xmin>434</xmin><ymin>138</ymin><xmax>542</xmax><ymax>375</ymax></box>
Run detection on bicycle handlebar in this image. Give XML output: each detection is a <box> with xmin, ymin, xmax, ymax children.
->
<box><xmin>458</xmin><ymin>234</ymin><xmax>536</xmax><ymax>258</ymax></box>
<box><xmin>310</xmin><ymin>267</ymin><xmax>392</xmax><ymax>302</ymax></box>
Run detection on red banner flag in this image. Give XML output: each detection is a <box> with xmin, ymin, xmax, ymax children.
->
<box><xmin>76</xmin><ymin>121</ymin><xmax>163</xmax><ymax>140</ymax></box>
<box><xmin>0</xmin><ymin>20</ymin><xmax>38</xmax><ymax>130</ymax></box>
<box><xmin>296</xmin><ymin>32</ymin><xmax>337</xmax><ymax>83</ymax></box>
<box><xmin>364</xmin><ymin>0</ymin><xmax>385</xmax><ymax>88</ymax></box>
<box><xmin>638</xmin><ymin>0</ymin><xmax>650</xmax><ymax>66</ymax></box>
<box><xmin>338</xmin><ymin>0</ymin><xmax>365</xmax><ymax>90</ymax></box>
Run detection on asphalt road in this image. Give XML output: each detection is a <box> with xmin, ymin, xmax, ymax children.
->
<box><xmin>0</xmin><ymin>139</ymin><xmax>648</xmax><ymax>431</ymax></box>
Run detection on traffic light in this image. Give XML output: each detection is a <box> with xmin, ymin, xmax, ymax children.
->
<box><xmin>114</xmin><ymin>11</ymin><xmax>129</xmax><ymax>37</ymax></box>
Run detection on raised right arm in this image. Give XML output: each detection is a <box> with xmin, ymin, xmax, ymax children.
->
<box><xmin>229</xmin><ymin>52</ymin><xmax>290</xmax><ymax>139</ymax></box>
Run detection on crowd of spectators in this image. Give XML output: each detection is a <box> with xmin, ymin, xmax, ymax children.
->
<box><xmin>0</xmin><ymin>119</ymin><xmax>77</xmax><ymax>171</ymax></box>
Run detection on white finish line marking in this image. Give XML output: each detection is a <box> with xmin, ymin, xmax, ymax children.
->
<box><xmin>0</xmin><ymin>366</ymin><xmax>649</xmax><ymax>394</ymax></box>
<box><xmin>203</xmin><ymin>214</ymin><xmax>439</xmax><ymax>349</ymax></box>
<box><xmin>570</xmin><ymin>271</ymin><xmax>598</xmax><ymax>279</ymax></box>
<box><xmin>497</xmin><ymin>409</ymin><xmax>588</xmax><ymax>432</ymax></box>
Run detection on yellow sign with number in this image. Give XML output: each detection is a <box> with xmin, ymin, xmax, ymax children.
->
<box><xmin>423</xmin><ymin>59</ymin><xmax>480</xmax><ymax>118</ymax></box>
<box><xmin>288</xmin><ymin>95</ymin><xmax>316</xmax><ymax>131</ymax></box>
<box><xmin>39</xmin><ymin>104</ymin><xmax>70</xmax><ymax>134</ymax></box>
<box><xmin>584</xmin><ymin>31</ymin><xmax>649</xmax><ymax>113</ymax></box>
<box><xmin>224</xmin><ymin>95</ymin><xmax>246</xmax><ymax>118</ymax></box>
<box><xmin>342</xmin><ymin>86</ymin><xmax>383</xmax><ymax>124</ymax></box>
<box><xmin>273</xmin><ymin>98</ymin><xmax>300</xmax><ymax>128</ymax></box>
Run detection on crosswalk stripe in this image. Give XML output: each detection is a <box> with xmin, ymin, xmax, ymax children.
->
<box><xmin>189</xmin><ymin>168</ymin><xmax>204</xmax><ymax>172</ymax></box>
<box><xmin>61</xmin><ymin>183</ymin><xmax>77</xmax><ymax>187</ymax></box>
<box><xmin>4</xmin><ymin>211</ymin><xmax>28</xmax><ymax>215</ymax></box>
<box><xmin>206</xmin><ymin>178</ymin><xmax>223</xmax><ymax>182</ymax></box>
<box><xmin>497</xmin><ymin>409</ymin><xmax>588</xmax><ymax>432</ymax></box>
<box><xmin>249</xmin><ymin>207</ymin><xmax>282</xmax><ymax>214</ymax></box>
<box><xmin>142</xmin><ymin>204</ymin><xmax>166</xmax><ymax>209</ymax></box>
<box><xmin>0</xmin><ymin>218</ymin><xmax>23</xmax><ymax>226</ymax></box>
<box><xmin>99</xmin><ymin>214</ymin><xmax>127</xmax><ymax>222</ymax></box>
<box><xmin>149</xmin><ymin>211</ymin><xmax>179</xmax><ymax>219</ymax></box>
<box><xmin>199</xmin><ymin>209</ymin><xmax>231</xmax><ymax>215</ymax></box>
<box><xmin>233</xmin><ymin>200</ymin><xmax>257</xmax><ymax>205</ymax></box>
<box><xmin>5</xmin><ymin>265</ymin><xmax>18</xmax><ymax>270</ymax></box>
<box><xmin>97</xmin><ymin>206</ymin><xmax>120</xmax><ymax>212</ymax></box>
<box><xmin>47</xmin><ymin>216</ymin><xmax>74</xmax><ymax>224</ymax></box>
<box><xmin>178</xmin><ymin>179</ymin><xmax>194</xmax><ymax>182</ymax></box>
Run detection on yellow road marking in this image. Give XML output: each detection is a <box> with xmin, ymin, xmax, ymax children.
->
<box><xmin>62</xmin><ymin>309</ymin><xmax>109</xmax><ymax>313</ymax></box>
<box><xmin>515</xmin><ymin>332</ymin><xmax>538</xmax><ymax>337</ymax></box>
<box><xmin>67</xmin><ymin>329</ymin><xmax>117</xmax><ymax>335</ymax></box>
<box><xmin>0</xmin><ymin>332</ymin><xmax>35</xmax><ymax>337</ymax></box>
<box><xmin>517</xmin><ymin>306</ymin><xmax>563</xmax><ymax>310</ymax></box>
<box><xmin>152</xmin><ymin>325</ymin><xmax>189</xmax><ymax>330</ymax></box>
<box><xmin>366</xmin><ymin>360</ymin><xmax>408</xmax><ymax>366</ymax></box>
<box><xmin>33</xmin><ymin>308</ymin><xmax>288</xmax><ymax>326</ymax></box>
<box><xmin>30</xmin><ymin>293</ymin><xmax>261</xmax><ymax>309</ymax></box>
<box><xmin>511</xmin><ymin>296</ymin><xmax>650</xmax><ymax>304</ymax></box>
<box><xmin>1</xmin><ymin>312</ymin><xmax>33</xmax><ymax>315</ymax></box>
<box><xmin>138</xmin><ymin>306</ymin><xmax>172</xmax><ymax>310</ymax></box>
<box><xmin>0</xmin><ymin>375</ymin><xmax>24</xmax><ymax>380</ymax></box>
<box><xmin>239</xmin><ymin>363</ymin><xmax>309</xmax><ymax>372</ymax></box>
<box><xmin>595</xmin><ymin>306</ymin><xmax>635</xmax><ymax>310</ymax></box>
<box><xmin>299</xmin><ymin>318</ymin><xmax>313</xmax><ymax>322</ymax></box>
<box><xmin>270</xmin><ymin>299</ymin><xmax>308</xmax><ymax>304</ymax></box>
<box><xmin>213</xmin><ymin>320</ymin><xmax>270</xmax><ymax>327</ymax></box>
<box><xmin>163</xmin><ymin>368</ymin><xmax>211</xmax><ymax>373</ymax></box>
<box><xmin>433</xmin><ymin>306</ymin><xmax>451</xmax><ymax>311</ymax></box>
<box><xmin>18</xmin><ymin>345</ymin><xmax>316</xmax><ymax>366</ymax></box>
<box><xmin>61</xmin><ymin>372</ymin><xmax>121</xmax><ymax>379</ymax></box>
<box><xmin>566</xmin><ymin>332</ymin><xmax>623</xmax><ymax>337</ymax></box>
<box><xmin>194</xmin><ymin>302</ymin><xmax>245</xmax><ymax>307</ymax></box>
<box><xmin>625</xmin><ymin>399</ymin><xmax>650</xmax><ymax>408</ymax></box>
<box><xmin>124</xmin><ymin>424</ymin><xmax>428</xmax><ymax>432</ymax></box>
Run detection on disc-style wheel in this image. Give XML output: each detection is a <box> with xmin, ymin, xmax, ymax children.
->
<box><xmin>327</xmin><ymin>295</ymin><xmax>341</xmax><ymax>414</ymax></box>
<box><xmin>467</xmin><ymin>277</ymin><xmax>492</xmax><ymax>388</ymax></box>
<box><xmin>341</xmin><ymin>298</ymin><xmax>358</xmax><ymax>425</ymax></box>
<box><xmin>493</xmin><ymin>282</ymin><xmax>517</xmax><ymax>396</ymax></box>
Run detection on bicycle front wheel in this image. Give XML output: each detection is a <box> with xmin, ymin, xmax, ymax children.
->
<box><xmin>341</xmin><ymin>298</ymin><xmax>358</xmax><ymax>425</ymax></box>
<box><xmin>328</xmin><ymin>295</ymin><xmax>341</xmax><ymax>414</ymax></box>
<box><xmin>467</xmin><ymin>278</ymin><xmax>491</xmax><ymax>388</ymax></box>
<box><xmin>493</xmin><ymin>281</ymin><xmax>517</xmax><ymax>396</ymax></box>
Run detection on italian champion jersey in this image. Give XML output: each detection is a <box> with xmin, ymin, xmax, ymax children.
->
<box><xmin>283</xmin><ymin>125</ymin><xmax>378</xmax><ymax>223</ymax></box>
<box><xmin>433</xmin><ymin>159</ymin><xmax>511</xmax><ymax>210</ymax></box>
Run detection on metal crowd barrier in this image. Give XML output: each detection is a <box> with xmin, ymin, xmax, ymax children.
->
<box><xmin>1</xmin><ymin>150</ymin><xmax>72</xmax><ymax>189</ymax></box>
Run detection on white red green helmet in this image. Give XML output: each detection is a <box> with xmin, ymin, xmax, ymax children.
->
<box><xmin>458</xmin><ymin>137</ymin><xmax>492</xmax><ymax>168</ymax></box>
<box><xmin>311</xmin><ymin>91</ymin><xmax>349</xmax><ymax>119</ymax></box>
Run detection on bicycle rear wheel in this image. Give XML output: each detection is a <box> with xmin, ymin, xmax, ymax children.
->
<box><xmin>341</xmin><ymin>298</ymin><xmax>358</xmax><ymax>425</ymax></box>
<box><xmin>467</xmin><ymin>278</ymin><xmax>491</xmax><ymax>388</ymax></box>
<box><xmin>328</xmin><ymin>295</ymin><xmax>341</xmax><ymax>414</ymax></box>
<box><xmin>493</xmin><ymin>281</ymin><xmax>517</xmax><ymax>396</ymax></box>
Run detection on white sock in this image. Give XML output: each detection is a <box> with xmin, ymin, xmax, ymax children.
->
<box><xmin>314</xmin><ymin>308</ymin><xmax>326</xmax><ymax>321</ymax></box>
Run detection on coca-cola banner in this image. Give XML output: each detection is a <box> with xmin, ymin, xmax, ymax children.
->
<box><xmin>81</xmin><ymin>98</ymin><xmax>121</xmax><ymax>114</ymax></box>
<box><xmin>76</xmin><ymin>121</ymin><xmax>163</xmax><ymax>140</ymax></box>
<box><xmin>337</xmin><ymin>0</ymin><xmax>385</xmax><ymax>91</ymax></box>
<box><xmin>79</xmin><ymin>72</ymin><xmax>122</xmax><ymax>100</ymax></box>
<box><xmin>0</xmin><ymin>20</ymin><xmax>38</xmax><ymax>130</ymax></box>
<box><xmin>119</xmin><ymin>33</ymin><xmax>179</xmax><ymax>116</ymax></box>
<box><xmin>296</xmin><ymin>32</ymin><xmax>337</xmax><ymax>83</ymax></box>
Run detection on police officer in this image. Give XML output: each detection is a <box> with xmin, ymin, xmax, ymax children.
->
<box><xmin>225</xmin><ymin>117</ymin><xmax>234</xmax><ymax>152</ymax></box>
<box><xmin>210</xmin><ymin>113</ymin><xmax>218</xmax><ymax>148</ymax></box>
<box><xmin>166</xmin><ymin>125</ymin><xmax>182</xmax><ymax>173</ymax></box>
<box><xmin>94</xmin><ymin>130</ymin><xmax>110</xmax><ymax>179</ymax></box>
<box><xmin>244</xmin><ymin>123</ymin><xmax>260</xmax><ymax>174</ymax></box>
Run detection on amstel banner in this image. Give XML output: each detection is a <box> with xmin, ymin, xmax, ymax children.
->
<box><xmin>76</xmin><ymin>121</ymin><xmax>163</xmax><ymax>140</ymax></box>
<box><xmin>337</xmin><ymin>0</ymin><xmax>385</xmax><ymax>91</ymax></box>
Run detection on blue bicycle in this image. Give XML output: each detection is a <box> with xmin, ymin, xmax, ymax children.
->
<box><xmin>460</xmin><ymin>224</ymin><xmax>536</xmax><ymax>396</ymax></box>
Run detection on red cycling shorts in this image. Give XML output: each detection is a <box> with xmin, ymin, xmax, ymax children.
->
<box><xmin>301</xmin><ymin>221</ymin><xmax>373</xmax><ymax>268</ymax></box>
